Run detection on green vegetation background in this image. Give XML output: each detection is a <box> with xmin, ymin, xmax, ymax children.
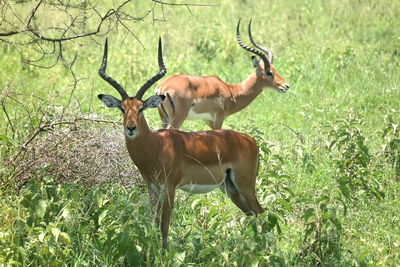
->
<box><xmin>1</xmin><ymin>0</ymin><xmax>399</xmax><ymax>265</ymax></box>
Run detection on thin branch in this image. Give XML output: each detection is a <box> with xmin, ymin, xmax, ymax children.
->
<box><xmin>0</xmin><ymin>29</ymin><xmax>29</xmax><ymax>36</ymax></box>
<box><xmin>280</xmin><ymin>123</ymin><xmax>305</xmax><ymax>144</ymax></box>
<box><xmin>1</xmin><ymin>0</ymin><xmax>135</xmax><ymax>43</ymax></box>
<box><xmin>27</xmin><ymin>0</ymin><xmax>44</xmax><ymax>28</ymax></box>
<box><xmin>0</xmin><ymin>0</ymin><xmax>219</xmax><ymax>68</ymax></box>
<box><xmin>21</xmin><ymin>117</ymin><xmax>119</xmax><ymax>149</ymax></box>
<box><xmin>152</xmin><ymin>0</ymin><xmax>220</xmax><ymax>7</ymax></box>
<box><xmin>1</xmin><ymin>100</ymin><xmax>15</xmax><ymax>136</ymax></box>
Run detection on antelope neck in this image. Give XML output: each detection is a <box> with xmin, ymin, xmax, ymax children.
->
<box><xmin>124</xmin><ymin>116</ymin><xmax>161</xmax><ymax>173</ymax></box>
<box><xmin>225</xmin><ymin>72</ymin><xmax>263</xmax><ymax>114</ymax></box>
<box><xmin>238</xmin><ymin>72</ymin><xmax>264</xmax><ymax>95</ymax></box>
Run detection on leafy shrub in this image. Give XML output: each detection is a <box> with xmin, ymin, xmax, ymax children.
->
<box><xmin>380</xmin><ymin>109</ymin><xmax>400</xmax><ymax>179</ymax></box>
<box><xmin>321</xmin><ymin>113</ymin><xmax>385</xmax><ymax>205</ymax></box>
<box><xmin>297</xmin><ymin>188</ymin><xmax>343</xmax><ymax>266</ymax></box>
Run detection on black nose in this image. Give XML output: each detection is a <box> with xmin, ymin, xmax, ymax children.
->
<box><xmin>127</xmin><ymin>126</ymin><xmax>136</xmax><ymax>131</ymax></box>
<box><xmin>286</xmin><ymin>85</ymin><xmax>290</xmax><ymax>89</ymax></box>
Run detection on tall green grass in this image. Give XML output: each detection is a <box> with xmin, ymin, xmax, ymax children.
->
<box><xmin>1</xmin><ymin>0</ymin><xmax>400</xmax><ymax>265</ymax></box>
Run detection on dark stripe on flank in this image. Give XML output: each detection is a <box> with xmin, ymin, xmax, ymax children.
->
<box><xmin>225</xmin><ymin>168</ymin><xmax>238</xmax><ymax>194</ymax></box>
<box><xmin>166</xmin><ymin>93</ymin><xmax>175</xmax><ymax>115</ymax></box>
<box><xmin>160</xmin><ymin>102</ymin><xmax>168</xmax><ymax>120</ymax></box>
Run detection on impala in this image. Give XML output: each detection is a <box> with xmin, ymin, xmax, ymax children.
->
<box><xmin>98</xmin><ymin>38</ymin><xmax>264</xmax><ymax>248</ymax></box>
<box><xmin>156</xmin><ymin>19</ymin><xmax>289</xmax><ymax>130</ymax></box>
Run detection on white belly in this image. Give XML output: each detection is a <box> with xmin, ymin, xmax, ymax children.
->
<box><xmin>186</xmin><ymin>109</ymin><xmax>214</xmax><ymax>121</ymax></box>
<box><xmin>177</xmin><ymin>183</ymin><xmax>221</xmax><ymax>194</ymax></box>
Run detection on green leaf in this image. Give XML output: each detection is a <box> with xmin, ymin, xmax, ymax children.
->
<box><xmin>338</xmin><ymin>176</ymin><xmax>349</xmax><ymax>183</ymax></box>
<box><xmin>277</xmin><ymin>198</ymin><xmax>293</xmax><ymax>212</ymax></box>
<box><xmin>0</xmin><ymin>134</ymin><xmax>10</xmax><ymax>144</ymax></box>
<box><xmin>36</xmin><ymin>200</ymin><xmax>48</xmax><ymax>219</ymax></box>
<box><xmin>268</xmin><ymin>213</ymin><xmax>278</xmax><ymax>228</ymax></box>
<box><xmin>51</xmin><ymin>227</ymin><xmax>61</xmax><ymax>242</ymax></box>
<box><xmin>302</xmin><ymin>208</ymin><xmax>315</xmax><ymax>222</ymax></box>
<box><xmin>329</xmin><ymin>139</ymin><xmax>337</xmax><ymax>150</ymax></box>
<box><xmin>282</xmin><ymin>186</ymin><xmax>295</xmax><ymax>196</ymax></box>
<box><xmin>221</xmin><ymin>251</ymin><xmax>229</xmax><ymax>263</ymax></box>
<box><xmin>98</xmin><ymin>210</ymin><xmax>108</xmax><ymax>226</ymax></box>
<box><xmin>328</xmin><ymin>208</ymin><xmax>342</xmax><ymax>230</ymax></box>
<box><xmin>250</xmin><ymin>259</ymin><xmax>260</xmax><ymax>267</ymax></box>
<box><xmin>117</xmin><ymin>232</ymin><xmax>131</xmax><ymax>254</ymax></box>
<box><xmin>126</xmin><ymin>247</ymin><xmax>142</xmax><ymax>266</ymax></box>
<box><xmin>264</xmin><ymin>194</ymin><xmax>277</xmax><ymax>206</ymax></box>
<box><xmin>199</xmin><ymin>247</ymin><xmax>216</xmax><ymax>258</ymax></box>
<box><xmin>265</xmin><ymin>171</ymin><xmax>279</xmax><ymax>178</ymax></box>
<box><xmin>38</xmin><ymin>232</ymin><xmax>45</xmax><ymax>243</ymax></box>
<box><xmin>61</xmin><ymin>208</ymin><xmax>70</xmax><ymax>219</ymax></box>
<box><xmin>339</xmin><ymin>184</ymin><xmax>351</xmax><ymax>199</ymax></box>
<box><xmin>316</xmin><ymin>195</ymin><xmax>329</xmax><ymax>203</ymax></box>
<box><xmin>60</xmin><ymin>232</ymin><xmax>71</xmax><ymax>244</ymax></box>
<box><xmin>17</xmin><ymin>247</ymin><xmax>26</xmax><ymax>262</ymax></box>
<box><xmin>191</xmin><ymin>198</ymin><xmax>201</xmax><ymax>209</ymax></box>
<box><xmin>173</xmin><ymin>250</ymin><xmax>186</xmax><ymax>264</ymax></box>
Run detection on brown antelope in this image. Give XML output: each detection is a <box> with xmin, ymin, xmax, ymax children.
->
<box><xmin>156</xmin><ymin>19</ymin><xmax>289</xmax><ymax>130</ymax></box>
<box><xmin>97</xmin><ymin>38</ymin><xmax>264</xmax><ymax>248</ymax></box>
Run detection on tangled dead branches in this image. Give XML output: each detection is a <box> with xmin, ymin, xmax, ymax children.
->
<box><xmin>2</xmin><ymin>114</ymin><xmax>141</xmax><ymax>190</ymax></box>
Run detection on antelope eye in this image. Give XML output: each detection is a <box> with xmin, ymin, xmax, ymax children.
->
<box><xmin>266</xmin><ymin>70</ymin><xmax>273</xmax><ymax>76</ymax></box>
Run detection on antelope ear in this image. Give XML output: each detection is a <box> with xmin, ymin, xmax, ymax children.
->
<box><xmin>141</xmin><ymin>94</ymin><xmax>166</xmax><ymax>112</ymax></box>
<box><xmin>98</xmin><ymin>94</ymin><xmax>124</xmax><ymax>113</ymax></box>
<box><xmin>251</xmin><ymin>56</ymin><xmax>263</xmax><ymax>76</ymax></box>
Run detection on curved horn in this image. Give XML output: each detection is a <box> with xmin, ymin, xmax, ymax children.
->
<box><xmin>236</xmin><ymin>19</ymin><xmax>271</xmax><ymax>70</ymax></box>
<box><xmin>248</xmin><ymin>18</ymin><xmax>274</xmax><ymax>64</ymax></box>
<box><xmin>135</xmin><ymin>37</ymin><xmax>167</xmax><ymax>99</ymax></box>
<box><xmin>98</xmin><ymin>38</ymin><xmax>129</xmax><ymax>99</ymax></box>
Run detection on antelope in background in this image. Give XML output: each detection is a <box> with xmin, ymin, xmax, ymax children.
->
<box><xmin>98</xmin><ymin>38</ymin><xmax>263</xmax><ymax>248</ymax></box>
<box><xmin>156</xmin><ymin>19</ymin><xmax>289</xmax><ymax>130</ymax></box>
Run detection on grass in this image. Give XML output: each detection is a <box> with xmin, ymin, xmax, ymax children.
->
<box><xmin>1</xmin><ymin>0</ymin><xmax>400</xmax><ymax>265</ymax></box>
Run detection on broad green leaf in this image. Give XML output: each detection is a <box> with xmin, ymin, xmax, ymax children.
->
<box><xmin>174</xmin><ymin>250</ymin><xmax>186</xmax><ymax>264</ymax></box>
<box><xmin>98</xmin><ymin>209</ymin><xmax>108</xmax><ymax>226</ymax></box>
<box><xmin>339</xmin><ymin>184</ymin><xmax>351</xmax><ymax>199</ymax></box>
<box><xmin>277</xmin><ymin>198</ymin><xmax>293</xmax><ymax>212</ymax></box>
<box><xmin>338</xmin><ymin>176</ymin><xmax>349</xmax><ymax>183</ymax></box>
<box><xmin>268</xmin><ymin>213</ymin><xmax>278</xmax><ymax>228</ymax></box>
<box><xmin>117</xmin><ymin>232</ymin><xmax>131</xmax><ymax>253</ymax></box>
<box><xmin>0</xmin><ymin>134</ymin><xmax>9</xmax><ymax>144</ymax></box>
<box><xmin>191</xmin><ymin>198</ymin><xmax>201</xmax><ymax>209</ymax></box>
<box><xmin>199</xmin><ymin>247</ymin><xmax>216</xmax><ymax>258</ymax></box>
<box><xmin>61</xmin><ymin>208</ymin><xmax>70</xmax><ymax>219</ymax></box>
<box><xmin>51</xmin><ymin>227</ymin><xmax>61</xmax><ymax>242</ymax></box>
<box><xmin>328</xmin><ymin>208</ymin><xmax>342</xmax><ymax>230</ymax></box>
<box><xmin>316</xmin><ymin>195</ymin><xmax>329</xmax><ymax>203</ymax></box>
<box><xmin>38</xmin><ymin>232</ymin><xmax>45</xmax><ymax>243</ymax></box>
<box><xmin>302</xmin><ymin>208</ymin><xmax>315</xmax><ymax>222</ymax></box>
<box><xmin>127</xmin><ymin>247</ymin><xmax>142</xmax><ymax>266</ymax></box>
<box><xmin>36</xmin><ymin>200</ymin><xmax>48</xmax><ymax>219</ymax></box>
<box><xmin>60</xmin><ymin>232</ymin><xmax>71</xmax><ymax>244</ymax></box>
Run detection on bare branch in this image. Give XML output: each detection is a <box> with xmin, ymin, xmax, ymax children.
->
<box><xmin>0</xmin><ymin>29</ymin><xmax>29</xmax><ymax>36</ymax></box>
<box><xmin>0</xmin><ymin>0</ymin><xmax>219</xmax><ymax>69</ymax></box>
<box><xmin>1</xmin><ymin>100</ymin><xmax>15</xmax><ymax>136</ymax></box>
<box><xmin>27</xmin><ymin>0</ymin><xmax>44</xmax><ymax>28</ymax></box>
<box><xmin>152</xmin><ymin>0</ymin><xmax>220</xmax><ymax>7</ymax></box>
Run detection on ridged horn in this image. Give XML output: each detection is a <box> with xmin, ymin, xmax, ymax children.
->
<box><xmin>248</xmin><ymin>18</ymin><xmax>274</xmax><ymax>64</ymax></box>
<box><xmin>98</xmin><ymin>38</ymin><xmax>129</xmax><ymax>99</ymax></box>
<box><xmin>236</xmin><ymin>18</ymin><xmax>271</xmax><ymax>70</ymax></box>
<box><xmin>135</xmin><ymin>37</ymin><xmax>167</xmax><ymax>99</ymax></box>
